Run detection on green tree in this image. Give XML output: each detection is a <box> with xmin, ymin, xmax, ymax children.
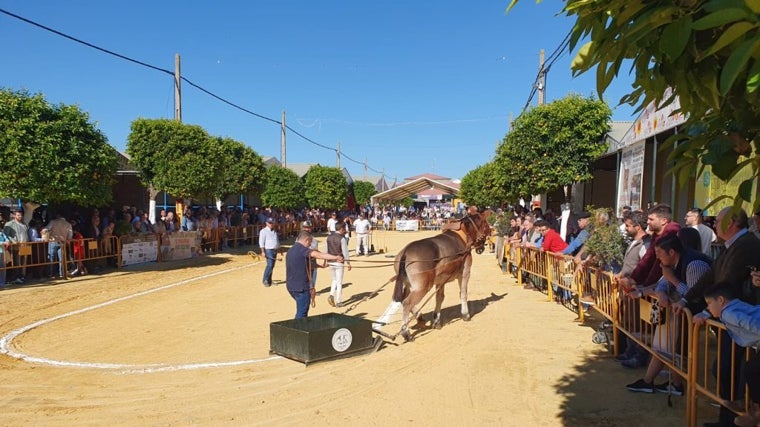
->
<box><xmin>495</xmin><ymin>94</ymin><xmax>611</xmax><ymax>200</ymax></box>
<box><xmin>399</xmin><ymin>197</ymin><xmax>414</xmax><ymax>208</ymax></box>
<box><xmin>353</xmin><ymin>180</ymin><xmax>377</xmax><ymax>207</ymax></box>
<box><xmin>304</xmin><ymin>165</ymin><xmax>348</xmax><ymax>210</ymax></box>
<box><xmin>261</xmin><ymin>165</ymin><xmax>304</xmax><ymax>209</ymax></box>
<box><xmin>127</xmin><ymin>118</ymin><xmax>223</xmax><ymax>203</ymax></box>
<box><xmin>0</xmin><ymin>88</ymin><xmax>119</xmax><ymax>217</ymax></box>
<box><xmin>214</xmin><ymin>136</ymin><xmax>265</xmax><ymax>202</ymax></box>
<box><xmin>510</xmin><ymin>0</ymin><xmax>760</xmax><ymax>210</ymax></box>
<box><xmin>459</xmin><ymin>162</ymin><xmax>510</xmax><ymax>208</ymax></box>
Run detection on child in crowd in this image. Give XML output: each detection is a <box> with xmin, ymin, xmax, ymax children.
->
<box><xmin>695</xmin><ymin>280</ymin><xmax>760</xmax><ymax>427</ymax></box>
<box><xmin>70</xmin><ymin>223</ymin><xmax>87</xmax><ymax>276</ymax></box>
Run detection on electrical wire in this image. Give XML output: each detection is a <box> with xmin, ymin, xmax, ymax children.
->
<box><xmin>519</xmin><ymin>30</ymin><xmax>572</xmax><ymax>115</ymax></box>
<box><xmin>0</xmin><ymin>7</ymin><xmax>398</xmax><ymax>181</ymax></box>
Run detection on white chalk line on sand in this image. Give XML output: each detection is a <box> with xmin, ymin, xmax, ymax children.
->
<box><xmin>0</xmin><ymin>262</ymin><xmax>288</xmax><ymax>374</ymax></box>
<box><xmin>1</xmin><ymin>261</ymin><xmax>399</xmax><ymax>374</ymax></box>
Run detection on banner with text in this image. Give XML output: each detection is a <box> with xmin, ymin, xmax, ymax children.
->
<box><xmin>163</xmin><ymin>231</ymin><xmax>201</xmax><ymax>261</ymax></box>
<box><xmin>122</xmin><ymin>240</ymin><xmax>158</xmax><ymax>266</ymax></box>
<box><xmin>395</xmin><ymin>220</ymin><xmax>419</xmax><ymax>231</ymax></box>
<box><xmin>617</xmin><ymin>141</ymin><xmax>646</xmax><ymax>215</ymax></box>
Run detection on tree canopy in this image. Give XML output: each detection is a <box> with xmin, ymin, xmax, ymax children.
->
<box><xmin>353</xmin><ymin>180</ymin><xmax>377</xmax><ymax>207</ymax></box>
<box><xmin>0</xmin><ymin>88</ymin><xmax>119</xmax><ymax>208</ymax></box>
<box><xmin>214</xmin><ymin>136</ymin><xmax>266</xmax><ymax>201</ymax></box>
<box><xmin>128</xmin><ymin>118</ymin><xmax>260</xmax><ymax>202</ymax></box>
<box><xmin>564</xmin><ymin>0</ymin><xmax>760</xmax><ymax>210</ymax></box>
<box><xmin>459</xmin><ymin>162</ymin><xmax>510</xmax><ymax>208</ymax></box>
<box><xmin>495</xmin><ymin>94</ymin><xmax>611</xmax><ymax>199</ymax></box>
<box><xmin>261</xmin><ymin>165</ymin><xmax>304</xmax><ymax>209</ymax></box>
<box><xmin>510</xmin><ymin>0</ymin><xmax>760</xmax><ymax>210</ymax></box>
<box><xmin>304</xmin><ymin>166</ymin><xmax>348</xmax><ymax>210</ymax></box>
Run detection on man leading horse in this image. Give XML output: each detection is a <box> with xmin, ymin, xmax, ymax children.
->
<box><xmin>392</xmin><ymin>207</ymin><xmax>492</xmax><ymax>341</ymax></box>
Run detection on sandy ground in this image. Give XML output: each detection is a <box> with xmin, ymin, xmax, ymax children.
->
<box><xmin>0</xmin><ymin>229</ymin><xmax>701</xmax><ymax>426</ymax></box>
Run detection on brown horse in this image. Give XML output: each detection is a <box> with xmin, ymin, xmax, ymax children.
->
<box><xmin>392</xmin><ymin>209</ymin><xmax>492</xmax><ymax>341</ymax></box>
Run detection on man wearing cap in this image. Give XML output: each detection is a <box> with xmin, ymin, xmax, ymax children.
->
<box><xmin>259</xmin><ymin>217</ymin><xmax>279</xmax><ymax>287</ymax></box>
<box><xmin>562</xmin><ymin>211</ymin><xmax>591</xmax><ymax>257</ymax></box>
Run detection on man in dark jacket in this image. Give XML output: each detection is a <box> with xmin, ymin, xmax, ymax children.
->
<box><xmin>683</xmin><ymin>207</ymin><xmax>760</xmax><ymax>427</ymax></box>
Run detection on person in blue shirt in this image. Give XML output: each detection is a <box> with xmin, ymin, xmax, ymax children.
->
<box><xmin>562</xmin><ymin>211</ymin><xmax>591</xmax><ymax>256</ymax></box>
<box><xmin>696</xmin><ymin>280</ymin><xmax>760</xmax><ymax>426</ymax></box>
<box><xmin>286</xmin><ymin>231</ymin><xmax>343</xmax><ymax>319</ymax></box>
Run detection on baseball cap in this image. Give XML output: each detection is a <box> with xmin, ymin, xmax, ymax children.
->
<box><xmin>301</xmin><ymin>220</ymin><xmax>313</xmax><ymax>229</ymax></box>
<box><xmin>577</xmin><ymin>211</ymin><xmax>591</xmax><ymax>219</ymax></box>
<box><xmin>266</xmin><ymin>217</ymin><xmax>274</xmax><ymax>223</ymax></box>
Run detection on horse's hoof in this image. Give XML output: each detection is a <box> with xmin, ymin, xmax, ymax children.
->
<box><xmin>433</xmin><ymin>321</ymin><xmax>442</xmax><ymax>330</ymax></box>
<box><xmin>401</xmin><ymin>331</ymin><xmax>413</xmax><ymax>342</ymax></box>
<box><xmin>462</xmin><ymin>313</ymin><xmax>471</xmax><ymax>322</ymax></box>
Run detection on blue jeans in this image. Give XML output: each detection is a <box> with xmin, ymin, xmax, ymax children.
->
<box><xmin>263</xmin><ymin>249</ymin><xmax>277</xmax><ymax>284</ymax></box>
<box><xmin>290</xmin><ymin>290</ymin><xmax>311</xmax><ymax>319</ymax></box>
<box><xmin>48</xmin><ymin>241</ymin><xmax>64</xmax><ymax>277</ymax></box>
<box><xmin>0</xmin><ymin>254</ymin><xmax>5</xmax><ymax>285</ymax></box>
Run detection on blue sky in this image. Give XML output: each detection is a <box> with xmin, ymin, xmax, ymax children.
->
<box><xmin>0</xmin><ymin>1</ymin><xmax>636</xmax><ymax>184</ymax></box>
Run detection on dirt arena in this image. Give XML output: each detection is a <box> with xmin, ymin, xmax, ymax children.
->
<box><xmin>0</xmin><ymin>229</ymin><xmax>696</xmax><ymax>426</ymax></box>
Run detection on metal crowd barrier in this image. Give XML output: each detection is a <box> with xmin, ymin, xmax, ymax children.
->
<box><xmin>1</xmin><ymin>236</ymin><xmax>123</xmax><ymax>282</ymax></box>
<box><xmin>517</xmin><ymin>245</ymin><xmax>549</xmax><ymax>296</ymax></box>
<box><xmin>501</xmin><ymin>241</ymin><xmax>746</xmax><ymax>426</ymax></box>
<box><xmin>1</xmin><ymin>219</ymin><xmax>315</xmax><ymax>287</ymax></box>
<box><xmin>688</xmin><ymin>318</ymin><xmax>756</xmax><ymax>426</ymax></box>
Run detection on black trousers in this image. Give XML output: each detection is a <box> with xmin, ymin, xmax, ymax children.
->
<box><xmin>745</xmin><ymin>349</ymin><xmax>760</xmax><ymax>405</ymax></box>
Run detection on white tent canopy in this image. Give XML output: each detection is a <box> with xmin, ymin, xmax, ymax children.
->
<box><xmin>370</xmin><ymin>177</ymin><xmax>459</xmax><ymax>204</ymax></box>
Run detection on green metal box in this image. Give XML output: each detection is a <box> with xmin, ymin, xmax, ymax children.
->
<box><xmin>269</xmin><ymin>313</ymin><xmax>379</xmax><ymax>365</ymax></box>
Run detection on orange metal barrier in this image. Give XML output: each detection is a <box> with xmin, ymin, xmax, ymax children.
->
<box><xmin>2</xmin><ymin>236</ymin><xmax>122</xmax><ymax>281</ymax></box>
<box><xmin>504</xmin><ymin>242</ymin><xmax>521</xmax><ymax>282</ymax></box>
<box><xmin>519</xmin><ymin>246</ymin><xmax>549</xmax><ymax>296</ymax></box>
<box><xmin>688</xmin><ymin>318</ymin><xmax>755</xmax><ymax>426</ymax></box>
<box><xmin>2</xmin><ymin>240</ymin><xmax>71</xmax><ymax>281</ymax></box>
<box><xmin>546</xmin><ymin>252</ymin><xmax>579</xmax><ymax>315</ymax></box>
<box><xmin>502</xmin><ymin>243</ymin><xmax>745</xmax><ymax>426</ymax></box>
<box><xmin>0</xmin><ymin>219</ymin><xmax>309</xmax><ymax>286</ymax></box>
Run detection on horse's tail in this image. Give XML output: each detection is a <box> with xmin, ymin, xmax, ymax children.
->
<box><xmin>392</xmin><ymin>253</ymin><xmax>408</xmax><ymax>302</ymax></box>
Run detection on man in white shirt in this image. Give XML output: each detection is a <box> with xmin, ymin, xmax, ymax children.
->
<box><xmin>353</xmin><ymin>213</ymin><xmax>372</xmax><ymax>256</ymax></box>
<box><xmin>326</xmin><ymin>212</ymin><xmax>338</xmax><ymax>234</ymax></box>
<box><xmin>326</xmin><ymin>221</ymin><xmax>351</xmax><ymax>307</ymax></box>
<box><xmin>684</xmin><ymin>208</ymin><xmax>716</xmax><ymax>256</ymax></box>
<box><xmin>258</xmin><ymin>217</ymin><xmax>280</xmax><ymax>287</ymax></box>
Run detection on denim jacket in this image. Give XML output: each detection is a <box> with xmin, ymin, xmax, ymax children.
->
<box><xmin>720</xmin><ymin>298</ymin><xmax>760</xmax><ymax>348</ymax></box>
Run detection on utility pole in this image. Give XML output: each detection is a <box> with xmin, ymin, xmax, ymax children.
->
<box><xmin>280</xmin><ymin>110</ymin><xmax>286</xmax><ymax>168</ymax></box>
<box><xmin>537</xmin><ymin>49</ymin><xmax>546</xmax><ymax>106</ymax></box>
<box><xmin>336</xmin><ymin>142</ymin><xmax>341</xmax><ymax>169</ymax></box>
<box><xmin>509</xmin><ymin>112</ymin><xmax>514</xmax><ymax>131</ymax></box>
<box><xmin>174</xmin><ymin>54</ymin><xmax>182</xmax><ymax>121</ymax></box>
<box><xmin>170</xmin><ymin>53</ymin><xmax>182</xmax><ymax>225</ymax></box>
<box><xmin>535</xmin><ymin>49</ymin><xmax>547</xmax><ymax>212</ymax></box>
<box><xmin>364</xmin><ymin>157</ymin><xmax>368</xmax><ymax>180</ymax></box>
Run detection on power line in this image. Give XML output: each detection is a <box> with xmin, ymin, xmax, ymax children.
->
<box><xmin>519</xmin><ymin>30</ymin><xmax>572</xmax><ymax>115</ymax></box>
<box><xmin>0</xmin><ymin>7</ymin><xmax>397</xmax><ymax>182</ymax></box>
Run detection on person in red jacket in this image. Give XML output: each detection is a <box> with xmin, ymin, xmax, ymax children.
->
<box><xmin>535</xmin><ymin>219</ymin><xmax>568</xmax><ymax>253</ymax></box>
